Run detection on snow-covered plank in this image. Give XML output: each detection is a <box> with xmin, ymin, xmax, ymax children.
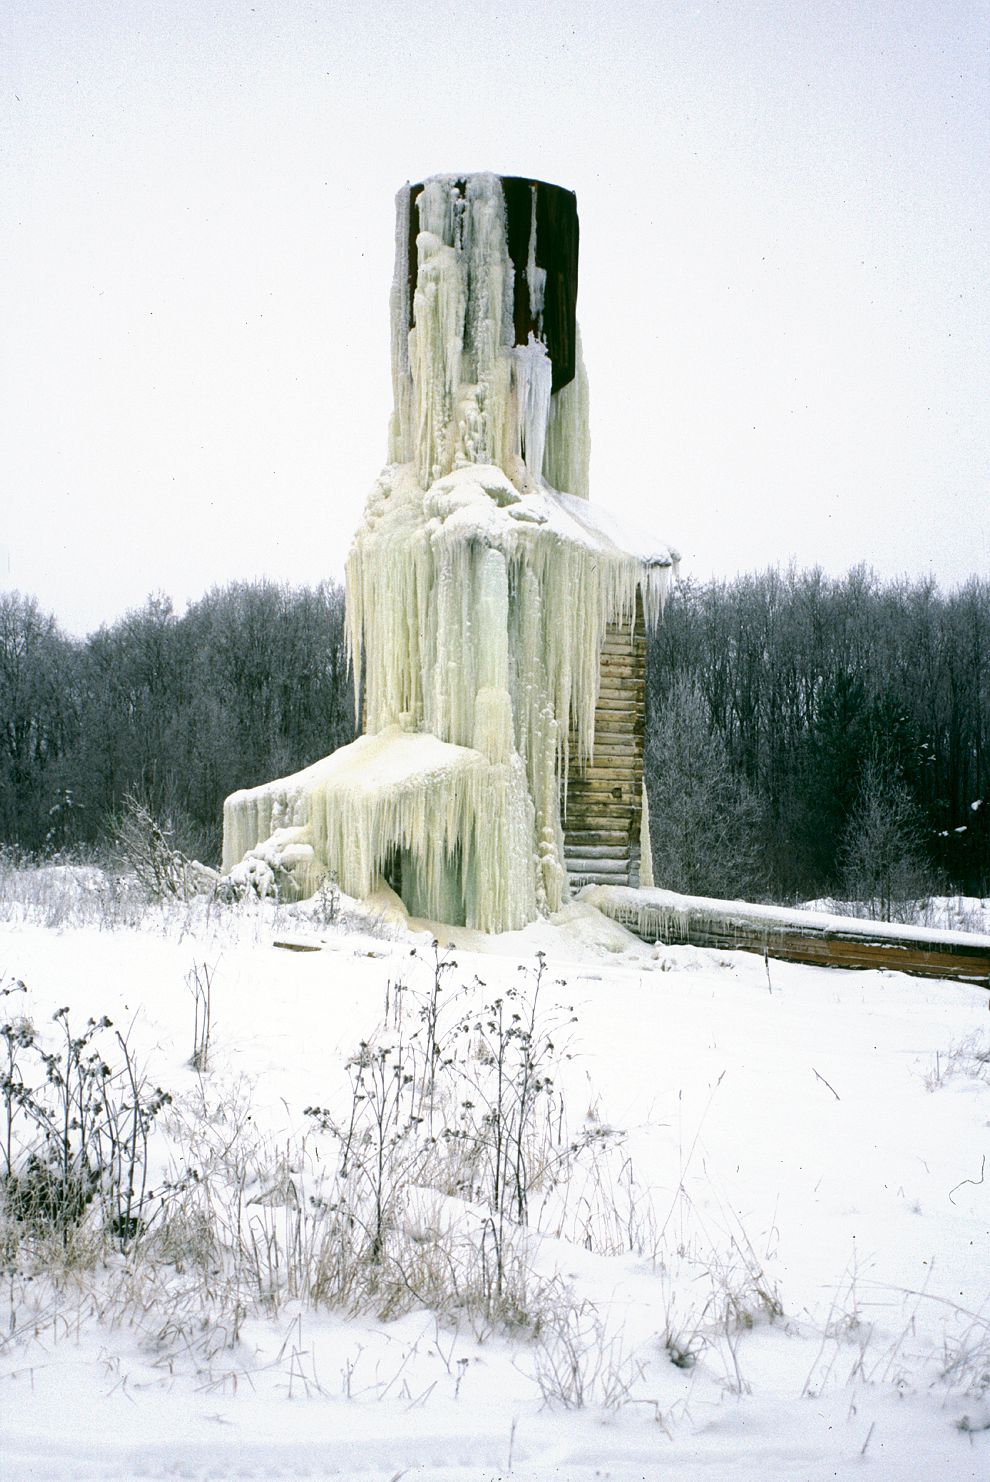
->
<box><xmin>583</xmin><ymin>885</ymin><xmax>990</xmax><ymax>986</ymax></box>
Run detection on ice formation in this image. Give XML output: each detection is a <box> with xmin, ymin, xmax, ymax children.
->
<box><xmin>223</xmin><ymin>174</ymin><xmax>677</xmax><ymax>931</ymax></box>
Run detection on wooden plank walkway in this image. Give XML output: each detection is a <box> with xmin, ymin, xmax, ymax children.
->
<box><xmin>581</xmin><ymin>885</ymin><xmax>990</xmax><ymax>989</ymax></box>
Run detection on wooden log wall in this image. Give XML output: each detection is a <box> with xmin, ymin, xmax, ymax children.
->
<box><xmin>563</xmin><ymin>596</ymin><xmax>647</xmax><ymax>888</ymax></box>
<box><xmin>583</xmin><ymin>886</ymin><xmax>990</xmax><ymax>989</ymax></box>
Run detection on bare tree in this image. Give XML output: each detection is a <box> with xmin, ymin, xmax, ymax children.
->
<box><xmin>646</xmin><ymin>675</ymin><xmax>765</xmax><ymax>899</ymax></box>
<box><xmin>839</xmin><ymin>742</ymin><xmax>936</xmax><ymax>922</ymax></box>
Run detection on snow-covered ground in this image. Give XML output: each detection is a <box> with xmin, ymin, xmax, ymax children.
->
<box><xmin>1</xmin><ymin>867</ymin><xmax>988</xmax><ymax>1480</ymax></box>
<box><xmin>801</xmin><ymin>896</ymin><xmax>990</xmax><ymax>938</ymax></box>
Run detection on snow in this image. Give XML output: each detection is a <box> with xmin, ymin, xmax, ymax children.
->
<box><xmin>223</xmin><ymin>174</ymin><xmax>677</xmax><ymax>931</ymax></box>
<box><xmin>802</xmin><ymin>896</ymin><xmax>990</xmax><ymax>939</ymax></box>
<box><xmin>1</xmin><ymin>868</ymin><xmax>989</xmax><ymax>1480</ymax></box>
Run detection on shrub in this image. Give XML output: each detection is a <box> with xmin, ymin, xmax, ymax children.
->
<box><xmin>646</xmin><ymin>676</ymin><xmax>765</xmax><ymax>898</ymax></box>
<box><xmin>1</xmin><ymin>984</ymin><xmax>171</xmax><ymax>1252</ymax></box>
<box><xmin>840</xmin><ymin>742</ymin><xmax>940</xmax><ymax>921</ymax></box>
<box><xmin>110</xmin><ymin>793</ymin><xmax>193</xmax><ymax>900</ymax></box>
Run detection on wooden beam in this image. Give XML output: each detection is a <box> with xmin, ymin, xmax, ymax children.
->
<box><xmin>583</xmin><ymin>887</ymin><xmax>990</xmax><ymax>989</ymax></box>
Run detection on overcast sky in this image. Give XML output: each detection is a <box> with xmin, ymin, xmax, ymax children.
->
<box><xmin>2</xmin><ymin>0</ymin><xmax>987</xmax><ymax>638</ymax></box>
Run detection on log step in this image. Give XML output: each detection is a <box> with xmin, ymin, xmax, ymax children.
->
<box><xmin>562</xmin><ymin>844</ymin><xmax>630</xmax><ymax>861</ymax></box>
<box><xmin>568</xmin><ymin>871</ymin><xmax>631</xmax><ymax>887</ymax></box>
<box><xmin>567</xmin><ymin>783</ymin><xmax>642</xmax><ymax>801</ymax></box>
<box><xmin>564</xmin><ymin>859</ymin><xmax>631</xmax><ymax>877</ymax></box>
<box><xmin>563</xmin><ymin>830</ymin><xmax>632</xmax><ymax>845</ymax></box>
<box><xmin>572</xmin><ymin>764</ymin><xmax>642</xmax><ymax>780</ymax></box>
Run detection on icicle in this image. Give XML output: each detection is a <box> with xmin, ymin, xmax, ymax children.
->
<box><xmin>639</xmin><ymin>783</ymin><xmax>655</xmax><ymax>889</ymax></box>
<box><xmin>525</xmin><ymin>183</ymin><xmax>546</xmax><ymax>328</ymax></box>
<box><xmin>544</xmin><ymin>326</ymin><xmax>591</xmax><ymax>500</ymax></box>
<box><xmin>459</xmin><ymin>175</ymin><xmax>514</xmax><ymax>469</ymax></box>
<box><xmin>513</xmin><ymin>334</ymin><xmax>552</xmax><ymax>485</ymax></box>
<box><xmin>388</xmin><ymin>184</ymin><xmax>415</xmax><ymax>465</ymax></box>
<box><xmin>410</xmin><ymin>231</ymin><xmax>466</xmax><ymax>485</ymax></box>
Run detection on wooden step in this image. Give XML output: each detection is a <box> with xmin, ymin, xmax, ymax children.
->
<box><xmin>592</xmin><ymin>712</ymin><xmax>644</xmax><ymax>724</ymax></box>
<box><xmin>560</xmin><ymin>853</ymin><xmax>631</xmax><ymax>865</ymax></box>
<box><xmin>588</xmin><ymin>738</ymin><xmax>643</xmax><ymax>752</ymax></box>
<box><xmin>572</xmin><ymin>770</ymin><xmax>643</xmax><ymax>782</ymax></box>
<box><xmin>567</xmin><ymin>782</ymin><xmax>641</xmax><ymax>801</ymax></box>
<box><xmin>563</xmin><ymin>830</ymin><xmax>632</xmax><ymax>846</ymax></box>
<box><xmin>595</xmin><ymin>698</ymin><xmax>643</xmax><ymax>713</ymax></box>
<box><xmin>563</xmin><ymin>818</ymin><xmax>639</xmax><ymax>836</ymax></box>
<box><xmin>570</xmin><ymin>798</ymin><xmax>641</xmax><ymax>812</ymax></box>
<box><xmin>590</xmin><ymin>728</ymin><xmax>644</xmax><ymax>740</ymax></box>
<box><xmin>568</xmin><ymin>870</ymin><xmax>632</xmax><ymax>888</ymax></box>
<box><xmin>581</xmin><ymin>755</ymin><xmax>642</xmax><ymax>769</ymax></box>
<box><xmin>564</xmin><ymin>859</ymin><xmax>631</xmax><ymax>877</ymax></box>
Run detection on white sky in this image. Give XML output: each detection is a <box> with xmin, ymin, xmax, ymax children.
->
<box><xmin>1</xmin><ymin>0</ymin><xmax>987</xmax><ymax>638</ymax></box>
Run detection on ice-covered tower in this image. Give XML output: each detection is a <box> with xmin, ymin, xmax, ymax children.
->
<box><xmin>387</xmin><ymin>176</ymin><xmax>587</xmax><ymax>499</ymax></box>
<box><xmin>222</xmin><ymin>174</ymin><xmax>677</xmax><ymax>930</ymax></box>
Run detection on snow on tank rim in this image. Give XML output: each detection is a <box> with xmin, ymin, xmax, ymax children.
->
<box><xmin>374</xmin><ymin>460</ymin><xmax>679</xmax><ymax>575</ymax></box>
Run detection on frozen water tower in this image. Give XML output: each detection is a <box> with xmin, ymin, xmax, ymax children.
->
<box><xmin>223</xmin><ymin>174</ymin><xmax>678</xmax><ymax>931</ymax></box>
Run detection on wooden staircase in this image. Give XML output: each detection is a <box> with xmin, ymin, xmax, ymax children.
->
<box><xmin>563</xmin><ymin>600</ymin><xmax>647</xmax><ymax>888</ymax></box>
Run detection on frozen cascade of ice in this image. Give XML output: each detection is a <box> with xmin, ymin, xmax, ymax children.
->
<box><xmin>543</xmin><ymin>326</ymin><xmax>590</xmax><ymax>500</ymax></box>
<box><xmin>223</xmin><ymin>173</ymin><xmax>677</xmax><ymax>931</ymax></box>
<box><xmin>524</xmin><ymin>182</ymin><xmax>547</xmax><ymax>327</ymax></box>
<box><xmin>390</xmin><ymin>173</ymin><xmax>574</xmax><ymax>494</ymax></box>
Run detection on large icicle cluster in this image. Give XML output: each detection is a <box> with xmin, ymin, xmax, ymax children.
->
<box><xmin>387</xmin><ymin>174</ymin><xmax>590</xmax><ymax>498</ymax></box>
<box><xmin>223</xmin><ymin>173</ymin><xmax>677</xmax><ymax>931</ymax></box>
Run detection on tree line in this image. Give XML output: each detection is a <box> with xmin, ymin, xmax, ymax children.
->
<box><xmin>0</xmin><ymin>581</ymin><xmax>353</xmax><ymax>864</ymax></box>
<box><xmin>2</xmin><ymin>567</ymin><xmax>987</xmax><ymax>903</ymax></box>
<box><xmin>646</xmin><ymin>566</ymin><xmax>989</xmax><ymax>903</ymax></box>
